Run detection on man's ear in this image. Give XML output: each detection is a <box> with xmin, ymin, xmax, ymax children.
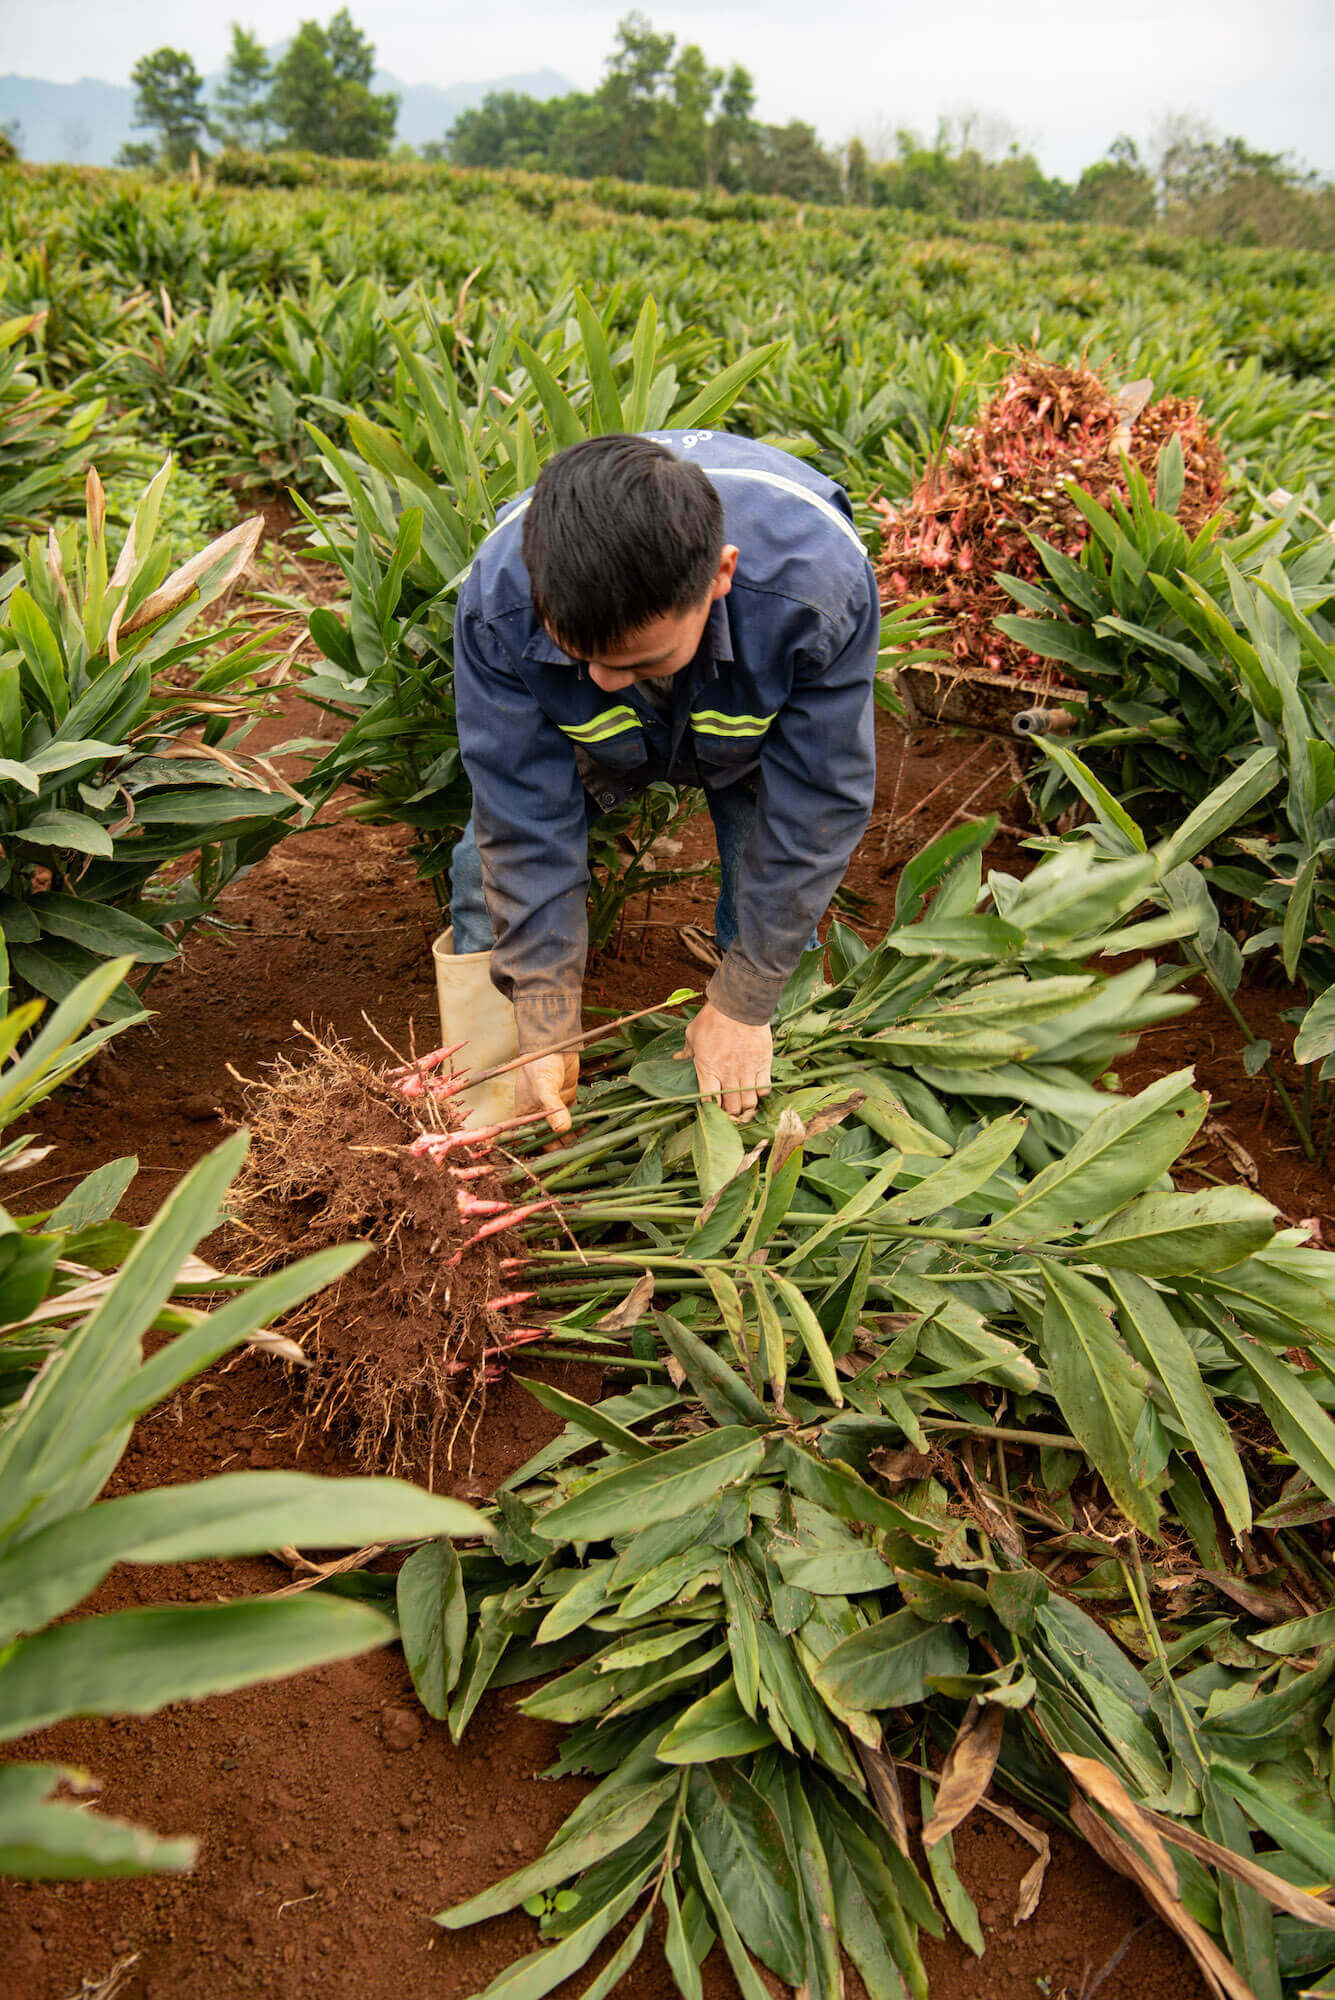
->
<box><xmin>711</xmin><ymin>545</ymin><xmax>740</xmax><ymax>602</ymax></box>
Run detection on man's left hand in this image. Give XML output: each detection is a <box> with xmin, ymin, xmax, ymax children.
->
<box><xmin>681</xmin><ymin>1001</ymin><xmax>773</xmax><ymax>1120</ymax></box>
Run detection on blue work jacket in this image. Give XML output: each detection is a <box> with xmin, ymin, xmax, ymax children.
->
<box><xmin>454</xmin><ymin>430</ymin><xmax>880</xmax><ymax>1053</ymax></box>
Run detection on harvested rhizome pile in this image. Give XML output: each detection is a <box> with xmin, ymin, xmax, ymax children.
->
<box><xmin>876</xmin><ymin>352</ymin><xmax>1228</xmax><ymax>682</ymax></box>
<box><xmin>225</xmin><ymin>1035</ymin><xmax>547</xmax><ymax>1482</ymax></box>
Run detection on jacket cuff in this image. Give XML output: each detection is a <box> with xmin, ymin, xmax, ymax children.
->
<box><xmin>707</xmin><ymin>949</ymin><xmax>787</xmax><ymax>1027</ymax></box>
<box><xmin>513</xmin><ymin>986</ymin><xmax>584</xmax><ymax>1054</ymax></box>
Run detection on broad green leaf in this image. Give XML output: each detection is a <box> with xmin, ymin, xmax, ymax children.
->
<box><xmin>1037</xmin><ymin>739</ymin><xmax>1145</xmax><ymax>851</ymax></box>
<box><xmin>1108</xmin><ymin>1273</ymin><xmax>1250</xmax><ymax>1539</ymax></box>
<box><xmin>438</xmin><ymin>1779</ymin><xmax>674</xmax><ymax>1926</ymax></box>
<box><xmin>673</xmin><ymin>341</ymin><xmax>785</xmax><ymax>429</ymax></box>
<box><xmin>536</xmin><ymin>1428</ymin><xmax>765</xmax><ymax>1543</ymax></box>
<box><xmin>397</xmin><ymin>1539</ymin><xmax>469</xmax><ymax>1720</ymax></box>
<box><xmin>918</xmin><ymin>1775</ymin><xmax>984</xmax><ymax>1954</ymax></box>
<box><xmin>0</xmin><ymin>1764</ymin><xmax>195</xmax><ymax>1879</ymax></box>
<box><xmin>814</xmin><ymin>1609</ymin><xmax>969</xmax><ymax>1711</ymax></box>
<box><xmin>0</xmin><ymin>1474</ymin><xmax>484</xmax><ymax>1645</ymax></box>
<box><xmin>1202</xmin><ymin>1308</ymin><xmax>1335</xmax><ymax>1501</ymax></box>
<box><xmin>687</xmin><ymin>1765</ymin><xmax>806</xmax><ymax>1984</ymax></box>
<box><xmin>1252</xmin><ymin>1606</ymin><xmax>1335</xmax><ymax>1654</ymax></box>
<box><xmin>693</xmin><ymin>1100</ymin><xmax>744</xmax><ymax>1202</ymax></box>
<box><xmin>1084</xmin><ymin>1187</ymin><xmax>1276</xmax><ymax>1276</ymax></box>
<box><xmin>1155</xmin><ymin>749</ymin><xmax>1280</xmax><ymax>875</ymax></box>
<box><xmin>689</xmin><ymin>1833</ymin><xmax>778</xmax><ymax>2000</ymax></box>
<box><xmin>462</xmin><ymin>1872</ymin><xmax>653</xmax><ymax>2000</ymax></box>
<box><xmin>517</xmin><ymin>1378</ymin><xmax>656</xmax><ymax>1460</ymax></box>
<box><xmin>1213</xmin><ymin>1762</ymin><xmax>1335</xmax><ymax>1883</ymax></box>
<box><xmin>17</xmin><ymin>811</ymin><xmax>114</xmax><ymax>858</ymax></box>
<box><xmin>0</xmin><ymin>1597</ymin><xmax>395</xmax><ymax>1742</ymax></box>
<box><xmin>47</xmin><ymin>1157</ymin><xmax>138</xmax><ymax>1232</ymax></box>
<box><xmin>767</xmin><ymin>1272</ymin><xmax>843</xmax><ymax>1405</ymax></box>
<box><xmin>1039</xmin><ymin>1261</ymin><xmax>1161</xmax><ymax>1536</ymax></box>
<box><xmin>32</xmin><ymin>896</ymin><xmax>175</xmax><ymax>964</ymax></box>
<box><xmin>985</xmin><ymin>1071</ymin><xmax>1204</xmax><ymax>1245</ymax></box>
<box><xmin>657</xmin><ymin>1681</ymin><xmax>776</xmax><ymax>1762</ymax></box>
<box><xmin>655</xmin><ymin>1313</ymin><xmax>768</xmax><ymax>1426</ymax></box>
<box><xmin>1295</xmin><ymin>986</ymin><xmax>1335</xmax><ymax>1067</ymax></box>
<box><xmin>877</xmin><ymin>1115</ymin><xmax>1025</xmax><ymax>1223</ymax></box>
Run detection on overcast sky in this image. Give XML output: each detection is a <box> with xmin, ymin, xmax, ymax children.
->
<box><xmin>3</xmin><ymin>0</ymin><xmax>1332</xmax><ymax>179</ymax></box>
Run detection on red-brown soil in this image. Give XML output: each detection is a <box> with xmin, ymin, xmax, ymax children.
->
<box><xmin>5</xmin><ymin>690</ymin><xmax>1319</xmax><ymax>2000</ymax></box>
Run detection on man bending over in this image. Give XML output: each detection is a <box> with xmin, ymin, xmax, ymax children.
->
<box><xmin>451</xmin><ymin>429</ymin><xmax>880</xmax><ymax>1131</ymax></box>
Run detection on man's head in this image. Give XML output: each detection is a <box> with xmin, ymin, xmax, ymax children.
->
<box><xmin>521</xmin><ymin>435</ymin><xmax>738</xmax><ymax>693</ymax></box>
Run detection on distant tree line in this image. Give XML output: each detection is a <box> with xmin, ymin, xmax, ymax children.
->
<box><xmin>118</xmin><ymin>11</ymin><xmax>397</xmax><ymax>170</ymax></box>
<box><xmin>845</xmin><ymin>113</ymin><xmax>1334</xmax><ymax>249</ymax></box>
<box><xmin>108</xmin><ymin>8</ymin><xmax>1334</xmax><ymax>249</ymax></box>
<box><xmin>434</xmin><ymin>13</ymin><xmax>842</xmax><ymax>203</ymax></box>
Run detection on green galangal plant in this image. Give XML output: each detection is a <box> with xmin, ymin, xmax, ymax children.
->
<box><xmin>360</xmin><ymin>828</ymin><xmax>1335</xmax><ymax>2000</ymax></box>
<box><xmin>295</xmin><ymin>286</ymin><xmax>785</xmax><ymax>902</ymax></box>
<box><xmin>0</xmin><ymin>312</ymin><xmax>125</xmax><ymax>558</ymax></box>
<box><xmin>999</xmin><ymin>448</ymin><xmax>1335</xmax><ymax>1148</ymax></box>
<box><xmin>0</xmin><ymin>457</ymin><xmax>304</xmax><ymax>1017</ymax></box>
<box><xmin>585</xmin><ymin>783</ymin><xmax>713</xmax><ymax>955</ymax></box>
<box><xmin>0</xmin><ymin>958</ymin><xmax>487</xmax><ymax>1877</ymax></box>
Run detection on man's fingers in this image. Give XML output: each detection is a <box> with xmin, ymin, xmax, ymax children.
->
<box><xmin>694</xmin><ymin>1060</ymin><xmax>724</xmax><ymax>1103</ymax></box>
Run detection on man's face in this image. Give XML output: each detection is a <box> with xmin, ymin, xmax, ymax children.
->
<box><xmin>564</xmin><ymin>546</ymin><xmax>738</xmax><ymax>695</ymax></box>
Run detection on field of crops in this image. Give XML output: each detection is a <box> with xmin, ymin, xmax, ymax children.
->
<box><xmin>1</xmin><ymin>157</ymin><xmax>1335</xmax><ymax>2000</ymax></box>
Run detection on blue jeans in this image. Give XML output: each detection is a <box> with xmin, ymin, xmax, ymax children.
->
<box><xmin>451</xmin><ymin>783</ymin><xmax>814</xmax><ymax>956</ymax></box>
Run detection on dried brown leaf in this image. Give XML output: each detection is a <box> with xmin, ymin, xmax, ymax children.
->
<box><xmin>770</xmin><ymin>1106</ymin><xmax>806</xmax><ymax>1173</ymax></box>
<box><xmin>803</xmin><ymin>1091</ymin><xmax>867</xmax><ymax>1140</ymax></box>
<box><xmin>1068</xmin><ymin>1795</ymin><xmax>1257</xmax><ymax>2000</ymax></box>
<box><xmin>985</xmin><ymin>1801</ymin><xmax>1051</xmax><ymax>1922</ymax></box>
<box><xmin>596</xmin><ymin>1269</ymin><xmax>655</xmax><ymax>1333</ymax></box>
<box><xmin>923</xmin><ymin>1699</ymin><xmax>1005</xmax><ymax>1848</ymax></box>
<box><xmin>1205</xmin><ymin>1119</ymin><xmax>1260</xmax><ymax>1189</ymax></box>
<box><xmin>1060</xmin><ymin>1754</ymin><xmax>1178</xmax><ymax>1896</ymax></box>
<box><xmin>1200</xmin><ymin>1570</ymin><xmax>1300</xmax><ymax>1622</ymax></box>
<box><xmin>869</xmin><ymin>1445</ymin><xmax>934</xmax><ymax>1487</ymax></box>
<box><xmin>1141</xmin><ymin>1805</ymin><xmax>1335</xmax><ymax>1933</ymax></box>
<box><xmin>694</xmin><ymin>1138</ymin><xmax>765</xmax><ymax>1229</ymax></box>
<box><xmin>855</xmin><ymin>1741</ymin><xmax>911</xmax><ymax>1858</ymax></box>
<box><xmin>120</xmin><ymin>515</ymin><xmax>264</xmax><ymax>636</ymax></box>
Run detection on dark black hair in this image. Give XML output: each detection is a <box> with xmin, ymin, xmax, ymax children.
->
<box><xmin>521</xmin><ymin>434</ymin><xmax>724</xmax><ymax>658</ymax></box>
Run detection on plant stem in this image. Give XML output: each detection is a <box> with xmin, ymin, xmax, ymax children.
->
<box><xmin>1186</xmin><ymin>945</ymin><xmax>1313</xmax><ymax>1158</ymax></box>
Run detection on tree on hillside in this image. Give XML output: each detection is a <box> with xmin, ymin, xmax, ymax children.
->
<box><xmin>0</xmin><ymin>121</ymin><xmax>21</xmax><ymax>165</ymax></box>
<box><xmin>213</xmin><ymin>25</ymin><xmax>273</xmax><ymax>149</ymax></box>
<box><xmin>1071</xmin><ymin>135</ymin><xmax>1155</xmax><ymax>227</ymax></box>
<box><xmin>128</xmin><ymin>47</ymin><xmax>209</xmax><ymax>169</ymax></box>
<box><xmin>650</xmin><ymin>44</ymin><xmax>722</xmax><ymax>189</ymax></box>
<box><xmin>712</xmin><ymin>66</ymin><xmax>756</xmax><ymax>191</ymax></box>
<box><xmin>1151</xmin><ymin>111</ymin><xmax>1335</xmax><ymax>249</ymax></box>
<box><xmin>603</xmin><ymin>12</ymin><xmax>675</xmax><ymax>180</ymax></box>
<box><xmin>268</xmin><ymin>9</ymin><xmax>398</xmax><ymax>158</ymax></box>
<box><xmin>747</xmin><ymin>120</ymin><xmax>844</xmax><ymax>203</ymax></box>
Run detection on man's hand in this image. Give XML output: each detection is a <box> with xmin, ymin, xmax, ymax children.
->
<box><xmin>681</xmin><ymin>1002</ymin><xmax>773</xmax><ymax>1120</ymax></box>
<box><xmin>514</xmin><ymin>1050</ymin><xmax>579</xmax><ymax>1135</ymax></box>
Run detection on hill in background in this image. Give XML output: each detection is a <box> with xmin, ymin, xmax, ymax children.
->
<box><xmin>0</xmin><ymin>64</ymin><xmax>576</xmax><ymax>165</ymax></box>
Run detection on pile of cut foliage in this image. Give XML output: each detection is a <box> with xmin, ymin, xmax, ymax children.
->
<box><xmin>876</xmin><ymin>354</ymin><xmax>1228</xmax><ymax>682</ymax></box>
<box><xmin>325</xmin><ymin>821</ymin><xmax>1335</xmax><ymax>2000</ymax></box>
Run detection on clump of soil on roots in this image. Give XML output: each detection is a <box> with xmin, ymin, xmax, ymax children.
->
<box><xmin>226</xmin><ymin>1037</ymin><xmax>531</xmax><ymax>1483</ymax></box>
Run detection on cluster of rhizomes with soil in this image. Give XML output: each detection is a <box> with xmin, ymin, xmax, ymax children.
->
<box><xmin>876</xmin><ymin>352</ymin><xmax>1228</xmax><ymax>682</ymax></box>
<box><xmin>225</xmin><ymin>1037</ymin><xmax>550</xmax><ymax>1482</ymax></box>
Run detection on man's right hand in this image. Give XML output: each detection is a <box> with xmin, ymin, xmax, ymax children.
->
<box><xmin>514</xmin><ymin>1051</ymin><xmax>579</xmax><ymax>1135</ymax></box>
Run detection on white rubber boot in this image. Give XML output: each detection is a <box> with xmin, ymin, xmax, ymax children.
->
<box><xmin>432</xmin><ymin>928</ymin><xmax>519</xmax><ymax>1129</ymax></box>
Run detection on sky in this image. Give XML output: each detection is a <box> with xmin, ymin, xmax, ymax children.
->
<box><xmin>2</xmin><ymin>0</ymin><xmax>1333</xmax><ymax>179</ymax></box>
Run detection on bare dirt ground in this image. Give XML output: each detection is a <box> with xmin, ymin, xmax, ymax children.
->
<box><xmin>6</xmin><ymin>681</ymin><xmax>1315</xmax><ymax>2000</ymax></box>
